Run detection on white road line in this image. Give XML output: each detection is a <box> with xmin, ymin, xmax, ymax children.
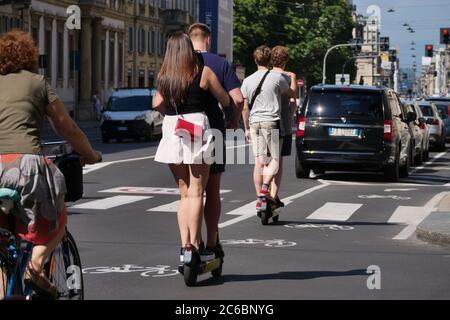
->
<box><xmin>71</xmin><ymin>195</ymin><xmax>152</xmax><ymax>210</ymax></box>
<box><xmin>83</xmin><ymin>143</ymin><xmax>250</xmax><ymax>175</ymax></box>
<box><xmin>411</xmin><ymin>152</ymin><xmax>447</xmax><ymax>174</ymax></box>
<box><xmin>147</xmin><ymin>198</ymin><xmax>224</xmax><ymax>213</ymax></box>
<box><xmin>219</xmin><ymin>183</ymin><xmax>329</xmax><ymax>228</ymax></box>
<box><xmin>306</xmin><ymin>202</ymin><xmax>363</xmax><ymax>222</ymax></box>
<box><xmin>99</xmin><ymin>186</ymin><xmax>231</xmax><ymax>195</ymax></box>
<box><xmin>388</xmin><ymin>191</ymin><xmax>449</xmax><ymax>240</ymax></box>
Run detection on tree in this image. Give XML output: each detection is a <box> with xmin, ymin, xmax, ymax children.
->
<box><xmin>234</xmin><ymin>0</ymin><xmax>356</xmax><ymax>86</ymax></box>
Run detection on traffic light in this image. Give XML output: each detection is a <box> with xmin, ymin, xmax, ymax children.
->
<box><xmin>441</xmin><ymin>28</ymin><xmax>450</xmax><ymax>44</ymax></box>
<box><xmin>425</xmin><ymin>45</ymin><xmax>433</xmax><ymax>57</ymax></box>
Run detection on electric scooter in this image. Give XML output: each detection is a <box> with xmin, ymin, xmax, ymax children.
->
<box><xmin>181</xmin><ymin>244</ymin><xmax>224</xmax><ymax>287</ymax></box>
<box><xmin>257</xmin><ymin>195</ymin><xmax>282</xmax><ymax>225</ymax></box>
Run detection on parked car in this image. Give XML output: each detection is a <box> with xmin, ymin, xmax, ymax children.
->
<box><xmin>295</xmin><ymin>85</ymin><xmax>412</xmax><ymax>181</ymax></box>
<box><xmin>409</xmin><ymin>100</ymin><xmax>430</xmax><ymax>161</ymax></box>
<box><xmin>426</xmin><ymin>96</ymin><xmax>450</xmax><ymax>141</ymax></box>
<box><xmin>100</xmin><ymin>88</ymin><xmax>163</xmax><ymax>143</ymax></box>
<box><xmin>401</xmin><ymin>100</ymin><xmax>429</xmax><ymax>164</ymax></box>
<box><xmin>418</xmin><ymin>101</ymin><xmax>445</xmax><ymax>151</ymax></box>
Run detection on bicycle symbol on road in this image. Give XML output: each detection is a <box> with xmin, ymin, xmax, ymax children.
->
<box><xmin>82</xmin><ymin>264</ymin><xmax>179</xmax><ymax>277</ymax></box>
<box><xmin>221</xmin><ymin>239</ymin><xmax>297</xmax><ymax>247</ymax></box>
<box><xmin>284</xmin><ymin>223</ymin><xmax>354</xmax><ymax>231</ymax></box>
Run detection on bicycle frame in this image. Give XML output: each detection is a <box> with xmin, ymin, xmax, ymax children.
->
<box><xmin>1</xmin><ymin>229</ymin><xmax>33</xmax><ymax>298</ymax></box>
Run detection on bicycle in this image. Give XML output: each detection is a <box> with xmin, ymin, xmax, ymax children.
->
<box><xmin>0</xmin><ymin>141</ymin><xmax>89</xmax><ymax>300</ymax></box>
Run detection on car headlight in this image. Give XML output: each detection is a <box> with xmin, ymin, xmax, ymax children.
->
<box><xmin>135</xmin><ymin>114</ymin><xmax>146</xmax><ymax>121</ymax></box>
<box><xmin>102</xmin><ymin>113</ymin><xmax>112</xmax><ymax>121</ymax></box>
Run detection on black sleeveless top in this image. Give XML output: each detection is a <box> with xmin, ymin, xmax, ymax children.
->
<box><xmin>163</xmin><ymin>56</ymin><xmax>207</xmax><ymax>116</ymax></box>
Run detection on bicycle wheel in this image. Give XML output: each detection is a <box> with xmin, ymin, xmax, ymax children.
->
<box><xmin>44</xmin><ymin>231</ymin><xmax>84</xmax><ymax>300</ymax></box>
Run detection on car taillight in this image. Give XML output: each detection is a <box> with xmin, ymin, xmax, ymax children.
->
<box><xmin>429</xmin><ymin>119</ymin><xmax>439</xmax><ymax>125</ymax></box>
<box><xmin>447</xmin><ymin>106</ymin><xmax>450</xmax><ymax>116</ymax></box>
<box><xmin>297</xmin><ymin>117</ymin><xmax>306</xmax><ymax>137</ymax></box>
<box><xmin>419</xmin><ymin>122</ymin><xmax>426</xmax><ymax>130</ymax></box>
<box><xmin>384</xmin><ymin>120</ymin><xmax>393</xmax><ymax>141</ymax></box>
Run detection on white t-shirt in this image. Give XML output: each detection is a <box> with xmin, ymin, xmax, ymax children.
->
<box><xmin>241</xmin><ymin>69</ymin><xmax>289</xmax><ymax>123</ymax></box>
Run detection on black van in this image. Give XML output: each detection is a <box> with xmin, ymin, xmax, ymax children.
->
<box><xmin>295</xmin><ymin>85</ymin><xmax>413</xmax><ymax>181</ymax></box>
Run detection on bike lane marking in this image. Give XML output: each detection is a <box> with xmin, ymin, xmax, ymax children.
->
<box><xmin>219</xmin><ymin>182</ymin><xmax>329</xmax><ymax>228</ymax></box>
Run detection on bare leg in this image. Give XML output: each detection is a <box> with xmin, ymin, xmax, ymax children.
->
<box><xmin>253</xmin><ymin>159</ymin><xmax>265</xmax><ymax>196</ymax></box>
<box><xmin>271</xmin><ymin>156</ymin><xmax>284</xmax><ymax>198</ymax></box>
<box><xmin>187</xmin><ymin>164</ymin><xmax>210</xmax><ymax>249</ymax></box>
<box><xmin>169</xmin><ymin>164</ymin><xmax>190</xmax><ymax>247</ymax></box>
<box><xmin>204</xmin><ymin>173</ymin><xmax>221</xmax><ymax>248</ymax></box>
<box><xmin>0</xmin><ymin>266</ymin><xmax>6</xmax><ymax>300</ymax></box>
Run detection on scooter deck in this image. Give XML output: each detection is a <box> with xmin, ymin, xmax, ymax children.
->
<box><xmin>199</xmin><ymin>257</ymin><xmax>221</xmax><ymax>274</ymax></box>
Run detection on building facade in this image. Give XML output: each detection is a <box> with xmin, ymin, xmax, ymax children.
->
<box><xmin>0</xmin><ymin>0</ymin><xmax>199</xmax><ymax>120</ymax></box>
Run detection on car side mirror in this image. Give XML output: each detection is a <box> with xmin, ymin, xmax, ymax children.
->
<box><xmin>406</xmin><ymin>111</ymin><xmax>416</xmax><ymax>122</ymax></box>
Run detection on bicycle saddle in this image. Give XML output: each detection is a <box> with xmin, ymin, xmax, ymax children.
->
<box><xmin>0</xmin><ymin>188</ymin><xmax>20</xmax><ymax>214</ymax></box>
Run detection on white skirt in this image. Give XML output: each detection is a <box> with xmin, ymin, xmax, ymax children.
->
<box><xmin>154</xmin><ymin>113</ymin><xmax>214</xmax><ymax>165</ymax></box>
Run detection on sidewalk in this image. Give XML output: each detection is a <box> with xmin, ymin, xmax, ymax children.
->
<box><xmin>416</xmin><ymin>193</ymin><xmax>450</xmax><ymax>247</ymax></box>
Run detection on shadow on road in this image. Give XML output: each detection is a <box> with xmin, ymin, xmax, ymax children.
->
<box><xmin>196</xmin><ymin>269</ymin><xmax>368</xmax><ymax>287</ymax></box>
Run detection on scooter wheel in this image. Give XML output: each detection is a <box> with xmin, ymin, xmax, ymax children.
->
<box><xmin>184</xmin><ymin>251</ymin><xmax>199</xmax><ymax>287</ymax></box>
<box><xmin>211</xmin><ymin>259</ymin><xmax>223</xmax><ymax>278</ymax></box>
<box><xmin>261</xmin><ymin>211</ymin><xmax>270</xmax><ymax>225</ymax></box>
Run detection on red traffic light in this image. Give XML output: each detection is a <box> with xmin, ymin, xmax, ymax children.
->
<box><xmin>443</xmin><ymin>29</ymin><xmax>449</xmax><ymax>36</ymax></box>
<box><xmin>426</xmin><ymin>45</ymin><xmax>433</xmax><ymax>50</ymax></box>
<box><xmin>425</xmin><ymin>45</ymin><xmax>433</xmax><ymax>57</ymax></box>
<box><xmin>441</xmin><ymin>28</ymin><xmax>450</xmax><ymax>44</ymax></box>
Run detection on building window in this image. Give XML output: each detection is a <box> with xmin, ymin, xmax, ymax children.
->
<box><xmin>139</xmin><ymin>70</ymin><xmax>145</xmax><ymax>88</ymax></box>
<box><xmin>148</xmin><ymin>70</ymin><xmax>154</xmax><ymax>88</ymax></box>
<box><xmin>128</xmin><ymin>27</ymin><xmax>133</xmax><ymax>52</ymax></box>
<box><xmin>45</xmin><ymin>29</ymin><xmax>52</xmax><ymax>78</ymax></box>
<box><xmin>138</xmin><ymin>28</ymin><xmax>146</xmax><ymax>54</ymax></box>
<box><xmin>160</xmin><ymin>33</ymin><xmax>164</xmax><ymax>55</ymax></box>
<box><xmin>127</xmin><ymin>70</ymin><xmax>132</xmax><ymax>88</ymax></box>
<box><xmin>151</xmin><ymin>30</ymin><xmax>155</xmax><ymax>53</ymax></box>
<box><xmin>139</xmin><ymin>0</ymin><xmax>145</xmax><ymax>15</ymax></box>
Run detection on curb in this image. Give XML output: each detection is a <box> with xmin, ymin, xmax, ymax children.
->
<box><xmin>415</xmin><ymin>211</ymin><xmax>450</xmax><ymax>247</ymax></box>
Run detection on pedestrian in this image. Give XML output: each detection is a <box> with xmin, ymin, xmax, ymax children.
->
<box><xmin>92</xmin><ymin>91</ymin><xmax>102</xmax><ymax>121</ymax></box>
<box><xmin>241</xmin><ymin>45</ymin><xmax>290</xmax><ymax>212</ymax></box>
<box><xmin>152</xmin><ymin>32</ymin><xmax>230</xmax><ymax>263</ymax></box>
<box><xmin>0</xmin><ymin>30</ymin><xmax>102</xmax><ymax>299</ymax></box>
<box><xmin>188</xmin><ymin>23</ymin><xmax>244</xmax><ymax>256</ymax></box>
<box><xmin>269</xmin><ymin>46</ymin><xmax>298</xmax><ymax>207</ymax></box>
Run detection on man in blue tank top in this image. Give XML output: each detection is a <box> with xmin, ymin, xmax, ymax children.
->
<box><xmin>188</xmin><ymin>23</ymin><xmax>244</xmax><ymax>255</ymax></box>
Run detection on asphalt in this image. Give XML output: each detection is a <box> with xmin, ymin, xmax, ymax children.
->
<box><xmin>41</xmin><ymin>121</ymin><xmax>450</xmax><ymax>299</ymax></box>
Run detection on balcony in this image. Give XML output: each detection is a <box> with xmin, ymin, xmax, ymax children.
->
<box><xmin>163</xmin><ymin>9</ymin><xmax>189</xmax><ymax>32</ymax></box>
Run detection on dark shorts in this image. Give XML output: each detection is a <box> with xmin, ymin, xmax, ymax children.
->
<box><xmin>210</xmin><ymin>136</ymin><xmax>226</xmax><ymax>175</ymax></box>
<box><xmin>281</xmin><ymin>134</ymin><xmax>293</xmax><ymax>157</ymax></box>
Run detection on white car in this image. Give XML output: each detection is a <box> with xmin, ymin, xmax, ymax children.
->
<box><xmin>100</xmin><ymin>89</ymin><xmax>163</xmax><ymax>143</ymax></box>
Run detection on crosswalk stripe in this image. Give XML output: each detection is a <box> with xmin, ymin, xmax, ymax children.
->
<box><xmin>147</xmin><ymin>198</ymin><xmax>224</xmax><ymax>213</ymax></box>
<box><xmin>147</xmin><ymin>200</ymin><xmax>180</xmax><ymax>212</ymax></box>
<box><xmin>306</xmin><ymin>202</ymin><xmax>363</xmax><ymax>221</ymax></box>
<box><xmin>71</xmin><ymin>195</ymin><xmax>152</xmax><ymax>210</ymax></box>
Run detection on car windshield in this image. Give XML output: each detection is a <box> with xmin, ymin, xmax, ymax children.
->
<box><xmin>307</xmin><ymin>90</ymin><xmax>383</xmax><ymax>119</ymax></box>
<box><xmin>419</xmin><ymin>105</ymin><xmax>434</xmax><ymax>117</ymax></box>
<box><xmin>107</xmin><ymin>96</ymin><xmax>152</xmax><ymax>111</ymax></box>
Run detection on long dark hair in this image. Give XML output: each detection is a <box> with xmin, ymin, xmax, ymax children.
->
<box><xmin>157</xmin><ymin>32</ymin><xmax>199</xmax><ymax>108</ymax></box>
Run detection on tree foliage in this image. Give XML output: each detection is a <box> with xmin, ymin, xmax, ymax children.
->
<box><xmin>234</xmin><ymin>0</ymin><xmax>356</xmax><ymax>87</ymax></box>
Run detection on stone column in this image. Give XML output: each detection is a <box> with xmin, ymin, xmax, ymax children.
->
<box><xmin>104</xmin><ymin>29</ymin><xmax>110</xmax><ymax>92</ymax></box>
<box><xmin>92</xmin><ymin>18</ymin><xmax>103</xmax><ymax>98</ymax></box>
<box><xmin>63</xmin><ymin>25</ymin><xmax>69</xmax><ymax>89</ymax></box>
<box><xmin>79</xmin><ymin>17</ymin><xmax>93</xmax><ymax>120</ymax></box>
<box><xmin>51</xmin><ymin>18</ymin><xmax>57</xmax><ymax>88</ymax></box>
<box><xmin>114</xmin><ymin>31</ymin><xmax>119</xmax><ymax>88</ymax></box>
<box><xmin>38</xmin><ymin>16</ymin><xmax>45</xmax><ymax>75</ymax></box>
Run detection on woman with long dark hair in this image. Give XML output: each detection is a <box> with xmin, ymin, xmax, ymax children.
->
<box><xmin>153</xmin><ymin>32</ymin><xmax>229</xmax><ymax>263</ymax></box>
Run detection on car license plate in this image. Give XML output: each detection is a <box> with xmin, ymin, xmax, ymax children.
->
<box><xmin>328</xmin><ymin>127</ymin><xmax>359</xmax><ymax>137</ymax></box>
<box><xmin>117</xmin><ymin>127</ymin><xmax>128</xmax><ymax>131</ymax></box>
